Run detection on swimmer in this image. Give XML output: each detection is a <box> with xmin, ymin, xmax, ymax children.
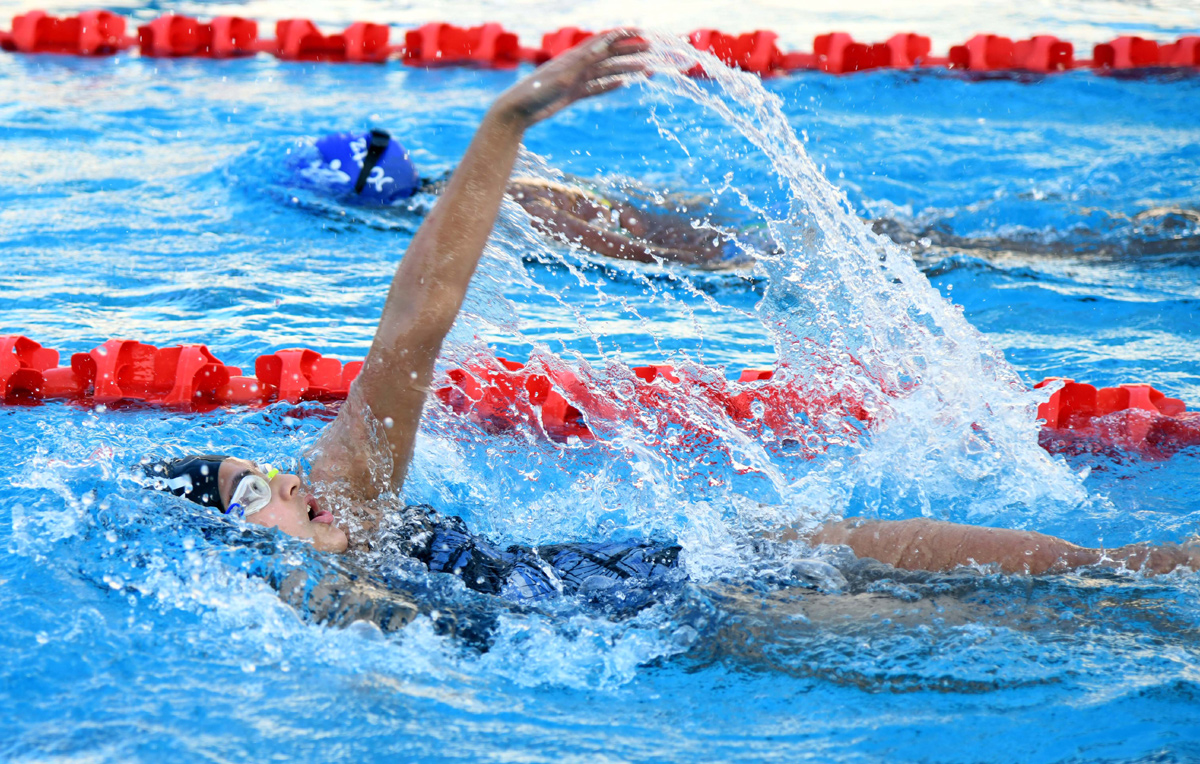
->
<box><xmin>298</xmin><ymin>130</ymin><xmax>758</xmax><ymax>270</ymax></box>
<box><xmin>148</xmin><ymin>32</ymin><xmax>1200</xmax><ymax>610</ymax></box>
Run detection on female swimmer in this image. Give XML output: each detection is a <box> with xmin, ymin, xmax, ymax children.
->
<box><xmin>149</xmin><ymin>32</ymin><xmax>1199</xmax><ymax>608</ymax></box>
<box><xmin>298</xmin><ymin>130</ymin><xmax>758</xmax><ymax>269</ymax></box>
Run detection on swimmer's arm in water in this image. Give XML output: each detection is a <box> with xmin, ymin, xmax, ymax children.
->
<box><xmin>517</xmin><ymin>196</ymin><xmax>727</xmax><ymax>266</ymax></box>
<box><xmin>309</xmin><ymin>32</ymin><xmax>648</xmax><ymax>506</ymax></box>
<box><xmin>804</xmin><ymin>518</ymin><xmax>1200</xmax><ymax>576</ymax></box>
<box><xmin>507</xmin><ymin>180</ymin><xmax>743</xmax><ymax>268</ymax></box>
<box><xmin>519</xmin><ymin>197</ymin><xmax>680</xmax><ymax>264</ymax></box>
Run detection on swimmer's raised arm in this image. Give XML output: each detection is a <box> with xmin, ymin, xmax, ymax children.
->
<box><xmin>309</xmin><ymin>32</ymin><xmax>648</xmax><ymax>508</ymax></box>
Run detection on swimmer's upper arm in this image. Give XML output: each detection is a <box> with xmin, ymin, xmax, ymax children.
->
<box><xmin>308</xmin><ymin>32</ymin><xmax>648</xmax><ymax>503</ymax></box>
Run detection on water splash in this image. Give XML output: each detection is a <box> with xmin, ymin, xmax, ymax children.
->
<box><xmin>422</xmin><ymin>34</ymin><xmax>1091</xmax><ymax>565</ymax></box>
<box><xmin>635</xmin><ymin>37</ymin><xmax>1094</xmax><ymax>524</ymax></box>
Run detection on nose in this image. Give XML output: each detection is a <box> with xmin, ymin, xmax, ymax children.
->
<box><xmin>273</xmin><ymin>472</ymin><xmax>302</xmax><ymax>502</ymax></box>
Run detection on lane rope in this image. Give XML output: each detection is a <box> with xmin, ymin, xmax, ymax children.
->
<box><xmin>0</xmin><ymin>12</ymin><xmax>1196</xmax><ymax>76</ymax></box>
<box><xmin>3</xmin><ymin>335</ymin><xmax>1196</xmax><ymax>457</ymax></box>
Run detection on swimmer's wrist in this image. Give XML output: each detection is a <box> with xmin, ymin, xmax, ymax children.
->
<box><xmin>488</xmin><ymin>94</ymin><xmax>536</xmax><ymax>132</ymax></box>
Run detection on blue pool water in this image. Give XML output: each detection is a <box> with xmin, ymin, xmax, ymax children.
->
<box><xmin>2</xmin><ymin>12</ymin><xmax>1200</xmax><ymax>764</ymax></box>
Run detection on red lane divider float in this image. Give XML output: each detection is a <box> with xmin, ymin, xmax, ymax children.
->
<box><xmin>5</xmin><ymin>335</ymin><xmax>1199</xmax><ymax>458</ymax></box>
<box><xmin>3</xmin><ymin>11</ymin><xmax>1199</xmax><ymax>77</ymax></box>
<box><xmin>1036</xmin><ymin>378</ymin><xmax>1200</xmax><ymax>456</ymax></box>
<box><xmin>809</xmin><ymin>32</ymin><xmax>938</xmax><ymax>74</ymax></box>
<box><xmin>687</xmin><ymin>29</ymin><xmax>788</xmax><ymax>77</ymax></box>
<box><xmin>1092</xmin><ymin>35</ymin><xmax>1200</xmax><ymax>69</ymax></box>
<box><xmin>273</xmin><ymin>19</ymin><xmax>392</xmax><ymax>63</ymax></box>
<box><xmin>137</xmin><ymin>15</ymin><xmax>261</xmax><ymax>58</ymax></box>
<box><xmin>436</xmin><ymin>356</ymin><xmax>869</xmax><ymax>448</ymax></box>
<box><xmin>403</xmin><ymin>22</ymin><xmax>520</xmax><ymax>68</ymax></box>
<box><xmin>0</xmin><ymin>10</ymin><xmax>133</xmax><ymax>55</ymax></box>
<box><xmin>948</xmin><ymin>33</ymin><xmax>1076</xmax><ymax>72</ymax></box>
<box><xmin>530</xmin><ymin>26</ymin><xmax>593</xmax><ymax>65</ymax></box>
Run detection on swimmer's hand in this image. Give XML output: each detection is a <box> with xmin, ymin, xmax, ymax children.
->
<box><xmin>496</xmin><ymin>30</ymin><xmax>648</xmax><ymax>127</ymax></box>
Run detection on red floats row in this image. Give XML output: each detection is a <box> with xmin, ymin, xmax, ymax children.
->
<box><xmin>2</xmin><ymin>11</ymin><xmax>1197</xmax><ymax>76</ymax></box>
<box><xmin>687</xmin><ymin>30</ymin><xmax>1199</xmax><ymax>75</ymax></box>
<box><xmin>6</xmin><ymin>335</ymin><xmax>1200</xmax><ymax>458</ymax></box>
<box><xmin>0</xmin><ymin>12</ymin><xmax>515</xmax><ymax>65</ymax></box>
<box><xmin>435</xmin><ymin>357</ymin><xmax>870</xmax><ymax>444</ymax></box>
<box><xmin>1035</xmin><ymin>378</ymin><xmax>1200</xmax><ymax>455</ymax></box>
<box><xmin>0</xmin><ymin>10</ymin><xmax>130</xmax><ymax>55</ymax></box>
<box><xmin>404</xmin><ymin>22</ymin><xmax>520</xmax><ymax>68</ymax></box>
<box><xmin>139</xmin><ymin>17</ymin><xmax>394</xmax><ymax>62</ymax></box>
<box><xmin>0</xmin><ymin>336</ymin><xmax>365</xmax><ymax>407</ymax></box>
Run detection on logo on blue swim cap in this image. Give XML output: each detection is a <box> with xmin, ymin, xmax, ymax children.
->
<box><xmin>307</xmin><ymin>130</ymin><xmax>419</xmax><ymax>203</ymax></box>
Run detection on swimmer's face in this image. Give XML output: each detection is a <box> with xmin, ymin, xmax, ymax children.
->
<box><xmin>216</xmin><ymin>458</ymin><xmax>348</xmax><ymax>553</ymax></box>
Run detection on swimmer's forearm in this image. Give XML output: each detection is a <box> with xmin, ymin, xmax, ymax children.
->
<box><xmin>809</xmin><ymin>518</ymin><xmax>1199</xmax><ymax>576</ymax></box>
<box><xmin>811</xmin><ymin>518</ymin><xmax>1078</xmax><ymax>575</ymax></box>
<box><xmin>376</xmin><ymin>105</ymin><xmax>528</xmax><ymax>351</ymax></box>
<box><xmin>344</xmin><ymin>104</ymin><xmax>529</xmax><ymax>491</ymax></box>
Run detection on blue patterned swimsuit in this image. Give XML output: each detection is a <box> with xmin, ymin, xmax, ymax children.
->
<box><xmin>394</xmin><ymin>505</ymin><xmax>683</xmax><ymax>607</ymax></box>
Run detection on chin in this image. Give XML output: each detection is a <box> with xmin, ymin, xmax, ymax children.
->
<box><xmin>315</xmin><ymin>528</ymin><xmax>349</xmax><ymax>554</ymax></box>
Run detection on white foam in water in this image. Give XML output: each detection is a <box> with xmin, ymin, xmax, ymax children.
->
<box><xmin>638</xmin><ymin>36</ymin><xmax>1090</xmax><ymax>522</ymax></box>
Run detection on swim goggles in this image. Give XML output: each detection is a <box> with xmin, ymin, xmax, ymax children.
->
<box><xmin>226</xmin><ymin>468</ymin><xmax>279</xmax><ymax>518</ymax></box>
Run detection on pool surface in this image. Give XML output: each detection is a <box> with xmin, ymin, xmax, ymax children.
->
<box><xmin>2</xmin><ymin>2</ymin><xmax>1199</xmax><ymax>762</ymax></box>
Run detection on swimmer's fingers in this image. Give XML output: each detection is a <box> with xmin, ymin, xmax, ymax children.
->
<box><xmin>583</xmin><ymin>76</ymin><xmax>629</xmax><ymax>97</ymax></box>
<box><xmin>498</xmin><ymin>28</ymin><xmax>647</xmax><ymax>124</ymax></box>
<box><xmin>580</xmin><ymin>53</ymin><xmax>650</xmax><ymax>99</ymax></box>
<box><xmin>578</xmin><ymin>29</ymin><xmax>648</xmax><ymax>63</ymax></box>
<box><xmin>568</xmin><ymin>31</ymin><xmax>649</xmax><ymax>80</ymax></box>
<box><xmin>599</xmin><ymin>32</ymin><xmax>650</xmax><ymax>59</ymax></box>
<box><xmin>594</xmin><ymin>56</ymin><xmax>649</xmax><ymax>80</ymax></box>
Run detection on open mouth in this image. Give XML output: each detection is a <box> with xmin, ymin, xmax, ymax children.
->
<box><xmin>307</xmin><ymin>495</ymin><xmax>335</xmax><ymax>524</ymax></box>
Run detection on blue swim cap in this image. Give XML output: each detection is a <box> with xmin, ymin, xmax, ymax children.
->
<box><xmin>305</xmin><ymin>130</ymin><xmax>419</xmax><ymax>203</ymax></box>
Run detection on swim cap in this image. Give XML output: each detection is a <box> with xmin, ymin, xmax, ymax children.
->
<box><xmin>144</xmin><ymin>454</ymin><xmax>230</xmax><ymax>510</ymax></box>
<box><xmin>306</xmin><ymin>129</ymin><xmax>420</xmax><ymax>203</ymax></box>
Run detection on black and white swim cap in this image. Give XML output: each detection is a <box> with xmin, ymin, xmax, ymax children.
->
<box><xmin>143</xmin><ymin>454</ymin><xmax>230</xmax><ymax>509</ymax></box>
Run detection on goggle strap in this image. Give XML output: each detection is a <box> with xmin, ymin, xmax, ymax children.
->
<box><xmin>353</xmin><ymin>129</ymin><xmax>392</xmax><ymax>194</ymax></box>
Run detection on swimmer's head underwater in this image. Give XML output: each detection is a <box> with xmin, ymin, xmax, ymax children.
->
<box><xmin>145</xmin><ymin>455</ymin><xmax>349</xmax><ymax>553</ymax></box>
